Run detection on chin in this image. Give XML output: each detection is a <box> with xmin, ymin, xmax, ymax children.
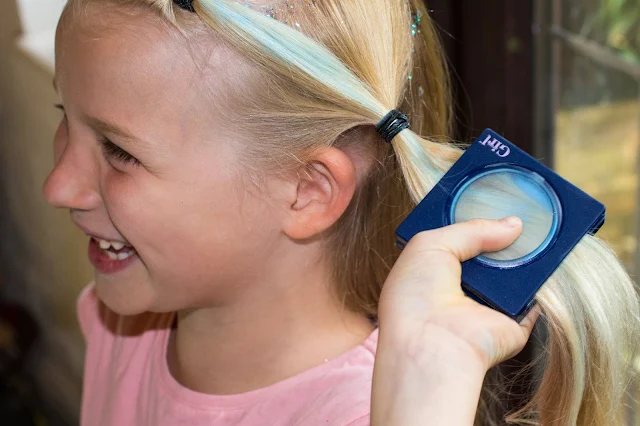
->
<box><xmin>94</xmin><ymin>273</ymin><xmax>157</xmax><ymax>316</ymax></box>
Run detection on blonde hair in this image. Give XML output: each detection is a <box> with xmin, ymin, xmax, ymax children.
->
<box><xmin>61</xmin><ymin>0</ymin><xmax>640</xmax><ymax>424</ymax></box>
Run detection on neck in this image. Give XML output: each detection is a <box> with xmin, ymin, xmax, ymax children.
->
<box><xmin>166</xmin><ymin>255</ymin><xmax>374</xmax><ymax>395</ymax></box>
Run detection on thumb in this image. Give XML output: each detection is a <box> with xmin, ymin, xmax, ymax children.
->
<box><xmin>387</xmin><ymin>217</ymin><xmax>523</xmax><ymax>299</ymax></box>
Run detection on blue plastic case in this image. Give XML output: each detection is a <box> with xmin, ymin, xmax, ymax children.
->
<box><xmin>395</xmin><ymin>129</ymin><xmax>606</xmax><ymax>321</ymax></box>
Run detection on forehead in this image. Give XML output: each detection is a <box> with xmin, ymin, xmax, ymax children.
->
<box><xmin>55</xmin><ymin>3</ymin><xmax>256</xmax><ymax>136</ymax></box>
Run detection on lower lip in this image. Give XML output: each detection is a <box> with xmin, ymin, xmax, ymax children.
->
<box><xmin>88</xmin><ymin>238</ymin><xmax>138</xmax><ymax>274</ymax></box>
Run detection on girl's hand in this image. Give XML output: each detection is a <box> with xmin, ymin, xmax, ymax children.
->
<box><xmin>371</xmin><ymin>218</ymin><xmax>542</xmax><ymax>426</ymax></box>
<box><xmin>378</xmin><ymin>217</ymin><xmax>541</xmax><ymax>372</ymax></box>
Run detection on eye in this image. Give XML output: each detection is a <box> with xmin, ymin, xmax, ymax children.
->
<box><xmin>98</xmin><ymin>138</ymin><xmax>141</xmax><ymax>167</ymax></box>
<box><xmin>54</xmin><ymin>103</ymin><xmax>66</xmax><ymax>118</ymax></box>
<box><xmin>52</xmin><ymin>105</ymin><xmax>141</xmax><ymax>167</ymax></box>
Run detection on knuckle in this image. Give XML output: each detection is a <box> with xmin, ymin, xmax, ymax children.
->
<box><xmin>466</xmin><ymin>217</ymin><xmax>494</xmax><ymax>230</ymax></box>
<box><xmin>423</xmin><ymin>245</ymin><xmax>453</xmax><ymax>261</ymax></box>
<box><xmin>406</xmin><ymin>229</ymin><xmax>442</xmax><ymax>252</ymax></box>
<box><xmin>418</xmin><ymin>246</ymin><xmax>462</xmax><ymax>271</ymax></box>
<box><xmin>434</xmin><ymin>252</ymin><xmax>463</xmax><ymax>274</ymax></box>
<box><xmin>405</xmin><ymin>218</ymin><xmax>497</xmax><ymax>263</ymax></box>
<box><xmin>404</xmin><ymin>233</ymin><xmax>462</xmax><ymax>268</ymax></box>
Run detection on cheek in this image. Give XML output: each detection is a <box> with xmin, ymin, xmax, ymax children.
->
<box><xmin>102</xmin><ymin>171</ymin><xmax>273</xmax><ymax>252</ymax></box>
<box><xmin>101</xmin><ymin>168</ymin><xmax>282</xmax><ymax>291</ymax></box>
<box><xmin>159</xmin><ymin>181</ymin><xmax>277</xmax><ymax>256</ymax></box>
<box><xmin>102</xmin><ymin>172</ymin><xmax>148</xmax><ymax>238</ymax></box>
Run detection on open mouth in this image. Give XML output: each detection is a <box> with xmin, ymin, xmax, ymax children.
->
<box><xmin>88</xmin><ymin>236</ymin><xmax>139</xmax><ymax>274</ymax></box>
<box><xmin>92</xmin><ymin>237</ymin><xmax>137</xmax><ymax>261</ymax></box>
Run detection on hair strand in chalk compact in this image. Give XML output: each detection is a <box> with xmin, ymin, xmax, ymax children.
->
<box><xmin>395</xmin><ymin>129</ymin><xmax>606</xmax><ymax>322</ymax></box>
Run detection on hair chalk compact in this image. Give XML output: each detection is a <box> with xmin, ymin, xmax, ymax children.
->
<box><xmin>396</xmin><ymin>129</ymin><xmax>605</xmax><ymax>322</ymax></box>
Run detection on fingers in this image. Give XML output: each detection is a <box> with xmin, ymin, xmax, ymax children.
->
<box><xmin>387</xmin><ymin>217</ymin><xmax>523</xmax><ymax>302</ymax></box>
<box><xmin>392</xmin><ymin>217</ymin><xmax>522</xmax><ymax>280</ymax></box>
<box><xmin>519</xmin><ymin>303</ymin><xmax>542</xmax><ymax>337</ymax></box>
<box><xmin>497</xmin><ymin>304</ymin><xmax>541</xmax><ymax>365</ymax></box>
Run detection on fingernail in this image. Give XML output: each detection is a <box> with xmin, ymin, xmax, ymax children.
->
<box><xmin>500</xmin><ymin>216</ymin><xmax>522</xmax><ymax>228</ymax></box>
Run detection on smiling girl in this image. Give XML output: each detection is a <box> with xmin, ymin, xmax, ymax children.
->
<box><xmin>44</xmin><ymin>0</ymin><xmax>639</xmax><ymax>425</ymax></box>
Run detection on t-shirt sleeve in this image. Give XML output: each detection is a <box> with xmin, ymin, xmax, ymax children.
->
<box><xmin>76</xmin><ymin>281</ymin><xmax>98</xmax><ymax>343</ymax></box>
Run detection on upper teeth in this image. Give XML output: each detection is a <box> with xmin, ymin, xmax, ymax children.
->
<box><xmin>96</xmin><ymin>238</ymin><xmax>128</xmax><ymax>251</ymax></box>
<box><xmin>111</xmin><ymin>241</ymin><xmax>125</xmax><ymax>250</ymax></box>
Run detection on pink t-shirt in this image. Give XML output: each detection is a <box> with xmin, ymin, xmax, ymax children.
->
<box><xmin>77</xmin><ymin>283</ymin><xmax>377</xmax><ymax>425</ymax></box>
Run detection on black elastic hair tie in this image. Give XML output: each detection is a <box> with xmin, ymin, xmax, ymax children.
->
<box><xmin>375</xmin><ymin>110</ymin><xmax>411</xmax><ymax>143</ymax></box>
<box><xmin>174</xmin><ymin>0</ymin><xmax>195</xmax><ymax>12</ymax></box>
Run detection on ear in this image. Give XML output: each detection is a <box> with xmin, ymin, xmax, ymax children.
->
<box><xmin>282</xmin><ymin>147</ymin><xmax>357</xmax><ymax>240</ymax></box>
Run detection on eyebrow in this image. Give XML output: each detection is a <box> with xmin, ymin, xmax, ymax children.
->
<box><xmin>52</xmin><ymin>76</ymin><xmax>152</xmax><ymax>150</ymax></box>
<box><xmin>84</xmin><ymin>115</ymin><xmax>152</xmax><ymax>149</ymax></box>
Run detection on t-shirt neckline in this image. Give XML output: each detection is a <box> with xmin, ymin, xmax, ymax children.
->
<box><xmin>156</xmin><ymin>311</ymin><xmax>379</xmax><ymax>410</ymax></box>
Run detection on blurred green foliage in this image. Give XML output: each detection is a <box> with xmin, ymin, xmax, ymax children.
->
<box><xmin>594</xmin><ymin>0</ymin><xmax>639</xmax><ymax>63</ymax></box>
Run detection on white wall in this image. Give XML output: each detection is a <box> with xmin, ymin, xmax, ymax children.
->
<box><xmin>0</xmin><ymin>1</ymin><xmax>91</xmax><ymax>423</ymax></box>
<box><xmin>16</xmin><ymin>0</ymin><xmax>66</xmax><ymax>35</ymax></box>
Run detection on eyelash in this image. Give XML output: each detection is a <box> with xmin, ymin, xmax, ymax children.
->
<box><xmin>54</xmin><ymin>103</ymin><xmax>141</xmax><ymax>167</ymax></box>
<box><xmin>99</xmin><ymin>139</ymin><xmax>141</xmax><ymax>166</ymax></box>
<box><xmin>54</xmin><ymin>103</ymin><xmax>66</xmax><ymax>117</ymax></box>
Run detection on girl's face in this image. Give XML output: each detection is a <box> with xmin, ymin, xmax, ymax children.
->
<box><xmin>45</xmin><ymin>6</ymin><xmax>288</xmax><ymax>314</ymax></box>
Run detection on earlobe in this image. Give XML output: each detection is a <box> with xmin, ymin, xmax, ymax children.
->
<box><xmin>283</xmin><ymin>148</ymin><xmax>357</xmax><ymax>240</ymax></box>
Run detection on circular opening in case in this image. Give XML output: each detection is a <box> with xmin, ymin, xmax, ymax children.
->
<box><xmin>450</xmin><ymin>166</ymin><xmax>561</xmax><ymax>268</ymax></box>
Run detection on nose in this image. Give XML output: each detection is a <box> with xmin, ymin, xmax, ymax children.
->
<box><xmin>43</xmin><ymin>123</ymin><xmax>101</xmax><ymax>210</ymax></box>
